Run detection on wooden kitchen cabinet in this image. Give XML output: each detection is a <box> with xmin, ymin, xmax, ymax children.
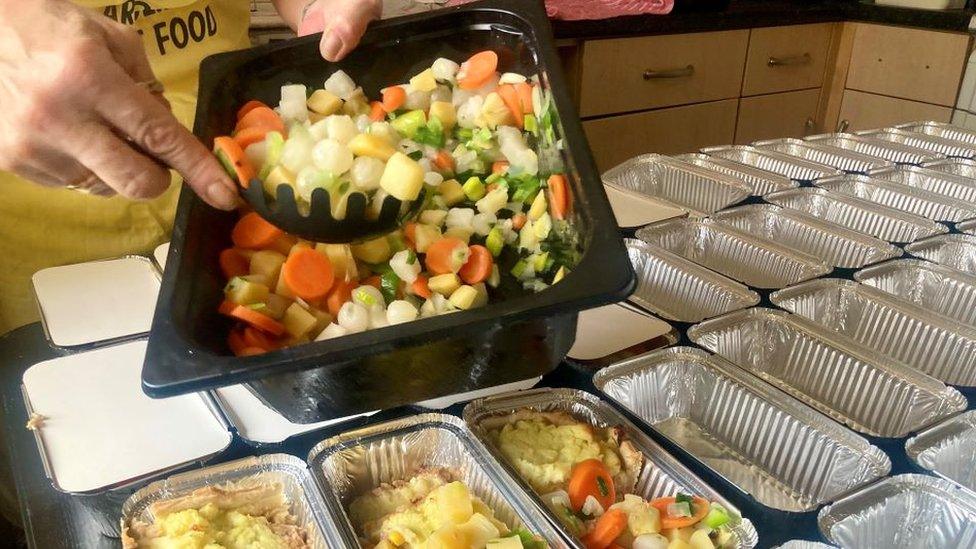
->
<box><xmin>742</xmin><ymin>24</ymin><xmax>833</xmax><ymax>96</ymax></box>
<box><xmin>735</xmin><ymin>89</ymin><xmax>822</xmax><ymax>144</ymax></box>
<box><xmin>837</xmin><ymin>90</ymin><xmax>952</xmax><ymax>132</ymax></box>
<box><xmin>578</xmin><ymin>31</ymin><xmax>749</xmax><ymax>117</ymax></box>
<box><xmin>845</xmin><ymin>24</ymin><xmax>969</xmax><ymax>107</ymax></box>
<box><xmin>583</xmin><ymin>99</ymin><xmax>739</xmax><ymax>172</ymax></box>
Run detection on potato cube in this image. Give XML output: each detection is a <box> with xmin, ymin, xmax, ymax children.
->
<box><xmin>449</xmin><ymin>285</ymin><xmax>479</xmax><ymax>310</ymax></box>
<box><xmin>225</xmin><ymin>277</ymin><xmax>270</xmax><ymax>305</ymax></box>
<box><xmin>314</xmin><ymin>243</ymin><xmax>358</xmax><ymax>281</ymax></box>
<box><xmin>428</xmin><ymin>273</ymin><xmax>461</xmax><ymax>296</ymax></box>
<box><xmin>419</xmin><ymin>209</ymin><xmax>448</xmax><ymax>227</ymax></box>
<box><xmin>437</xmin><ymin>179</ymin><xmax>465</xmax><ymax>206</ymax></box>
<box><xmin>413</xmin><ymin>224</ymin><xmax>442</xmax><ymax>253</ymax></box>
<box><xmin>307</xmin><ymin>89</ymin><xmax>343</xmax><ymax>115</ymax></box>
<box><xmin>444</xmin><ymin>227</ymin><xmax>472</xmax><ymax>244</ymax></box>
<box><xmin>349</xmin><ymin>133</ymin><xmax>395</xmax><ymax>161</ymax></box>
<box><xmin>351</xmin><ymin>236</ymin><xmax>392</xmax><ymax>264</ymax></box>
<box><xmin>263</xmin><ymin>293</ymin><xmax>291</xmax><ymax>320</ymax></box>
<box><xmin>380</xmin><ymin>152</ymin><xmax>425</xmax><ymax>202</ymax></box>
<box><xmin>249</xmin><ymin>250</ymin><xmax>286</xmax><ymax>288</ymax></box>
<box><xmin>428</xmin><ymin>101</ymin><xmax>457</xmax><ymax>130</ymax></box>
<box><xmin>689</xmin><ymin>530</ymin><xmax>715</xmax><ymax>549</ymax></box>
<box><xmin>263</xmin><ymin>165</ymin><xmax>296</xmax><ymax>198</ymax></box>
<box><xmin>282</xmin><ymin>302</ymin><xmax>318</xmax><ymax>338</ymax></box>
<box><xmin>409</xmin><ymin>68</ymin><xmax>438</xmax><ymax>92</ymax></box>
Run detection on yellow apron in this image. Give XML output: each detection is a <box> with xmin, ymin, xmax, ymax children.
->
<box><xmin>0</xmin><ymin>0</ymin><xmax>252</xmax><ymax>335</ymax></box>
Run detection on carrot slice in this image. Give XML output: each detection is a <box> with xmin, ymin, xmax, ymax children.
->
<box><xmin>412</xmin><ymin>274</ymin><xmax>432</xmax><ymax>299</ymax></box>
<box><xmin>491</xmin><ymin>161</ymin><xmax>509</xmax><ymax>175</ymax></box>
<box><xmin>432</xmin><ymin>150</ymin><xmax>455</xmax><ymax>173</ymax></box>
<box><xmin>232</xmin><ymin>212</ymin><xmax>284</xmax><ymax>249</ymax></box>
<box><xmin>227</xmin><ymin>328</ymin><xmax>248</xmax><ymax>355</ymax></box>
<box><xmin>369</xmin><ymin>101</ymin><xmax>386</xmax><ymax>122</ymax></box>
<box><xmin>219</xmin><ymin>248</ymin><xmax>251</xmax><ymax>279</ymax></box>
<box><xmin>241</xmin><ymin>326</ymin><xmax>277</xmax><ymax>351</ymax></box>
<box><xmin>218</xmin><ymin>299</ymin><xmax>238</xmax><ymax>316</ymax></box>
<box><xmin>234</xmin><ymin>106</ymin><xmax>285</xmax><ymax>135</ymax></box>
<box><xmin>326</xmin><ymin>280</ymin><xmax>354</xmax><ymax>317</ymax></box>
<box><xmin>214</xmin><ymin>136</ymin><xmax>256</xmax><ymax>188</ymax></box>
<box><xmin>381</xmin><ymin>86</ymin><xmax>407</xmax><ymax>113</ymax></box>
<box><xmin>650</xmin><ymin>496</ymin><xmax>711</xmax><ymax>530</ymax></box>
<box><xmin>236</xmin><ymin>100</ymin><xmax>270</xmax><ymax>121</ymax></box>
<box><xmin>281</xmin><ymin>248</ymin><xmax>335</xmax><ymax>301</ymax></box>
<box><xmin>511</xmin><ymin>213</ymin><xmax>527</xmax><ymax>230</ymax></box>
<box><xmin>424</xmin><ymin>237</ymin><xmax>468</xmax><ymax>274</ymax></box>
<box><xmin>233</xmin><ymin>125</ymin><xmax>269</xmax><ymax>150</ymax></box>
<box><xmin>548</xmin><ymin>174</ymin><xmax>570</xmax><ymax>220</ymax></box>
<box><xmin>238</xmin><ymin>346</ymin><xmax>267</xmax><ymax>357</ymax></box>
<box><xmin>458</xmin><ymin>50</ymin><xmax>498</xmax><ymax>90</ymax></box>
<box><xmin>581</xmin><ymin>508</ymin><xmax>627</xmax><ymax>549</ymax></box>
<box><xmin>228</xmin><ymin>305</ymin><xmax>285</xmax><ymax>336</ymax></box>
<box><xmin>496</xmin><ymin>84</ymin><xmax>523</xmax><ymax>129</ymax></box>
<box><xmin>403</xmin><ymin>222</ymin><xmax>418</xmax><ymax>248</ymax></box>
<box><xmin>515</xmin><ymin>82</ymin><xmax>534</xmax><ymax>113</ymax></box>
<box><xmin>568</xmin><ymin>459</ymin><xmax>616</xmax><ymax>512</ymax></box>
<box><xmin>458</xmin><ymin>245</ymin><xmax>493</xmax><ymax>284</ymax></box>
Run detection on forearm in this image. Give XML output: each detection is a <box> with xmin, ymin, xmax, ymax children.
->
<box><xmin>271</xmin><ymin>0</ymin><xmax>312</xmax><ymax>32</ymax></box>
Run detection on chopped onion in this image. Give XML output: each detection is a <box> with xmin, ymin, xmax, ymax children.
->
<box><xmin>668</xmin><ymin>501</ymin><xmax>692</xmax><ymax>518</ymax></box>
<box><xmin>541</xmin><ymin>490</ymin><xmax>571</xmax><ymax>510</ymax></box>
<box><xmin>430</xmin><ymin>84</ymin><xmax>452</xmax><ymax>103</ymax></box>
<box><xmin>368</xmin><ymin>304</ymin><xmax>388</xmax><ymax>329</ymax></box>
<box><xmin>311</xmin><ymin>139</ymin><xmax>353</xmax><ymax>176</ymax></box>
<box><xmin>352</xmin><ymin>285</ymin><xmax>384</xmax><ymax>309</ymax></box>
<box><xmin>582</xmin><ymin>495</ymin><xmax>605</xmax><ymax>517</ymax></box>
<box><xmin>404</xmin><ymin>89</ymin><xmax>431</xmax><ymax>111</ymax></box>
<box><xmin>471</xmin><ymin>212</ymin><xmax>496</xmax><ymax>236</ymax></box>
<box><xmin>445</xmin><ymin>208</ymin><xmax>475</xmax><ymax>231</ymax></box>
<box><xmin>280</xmin><ymin>84</ymin><xmax>307</xmax><ymax>104</ymax></box>
<box><xmin>278</xmin><ymin>98</ymin><xmax>308</xmax><ymax>124</ymax></box>
<box><xmin>431</xmin><ymin>57</ymin><xmax>460</xmax><ymax>81</ymax></box>
<box><xmin>390</xmin><ymin>249</ymin><xmax>420</xmax><ymax>284</ymax></box>
<box><xmin>323</xmin><ymin>70</ymin><xmax>356</xmax><ymax>99</ymax></box>
<box><xmin>498</xmin><ymin>72</ymin><xmax>527</xmax><ymax>85</ymax></box>
<box><xmin>423</xmin><ymin>171</ymin><xmax>444</xmax><ymax>187</ymax></box>
<box><xmin>632</xmin><ymin>534</ymin><xmax>670</xmax><ymax>549</ymax></box>
<box><xmin>281</xmin><ymin>131</ymin><xmax>314</xmax><ymax>173</ymax></box>
<box><xmin>337</xmin><ymin>302</ymin><xmax>368</xmax><ymax>333</ymax></box>
<box><xmin>387</xmin><ymin>300</ymin><xmax>419</xmax><ymax>325</ymax></box>
<box><xmin>324</xmin><ymin>115</ymin><xmax>357</xmax><ymax>144</ymax></box>
<box><xmin>315</xmin><ymin>323</ymin><xmax>348</xmax><ymax>341</ymax></box>
<box><xmin>349</xmin><ymin>156</ymin><xmax>384</xmax><ymax>191</ymax></box>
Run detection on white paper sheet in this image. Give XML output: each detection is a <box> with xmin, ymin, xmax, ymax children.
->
<box><xmin>569</xmin><ymin>303</ymin><xmax>673</xmax><ymax>360</ymax></box>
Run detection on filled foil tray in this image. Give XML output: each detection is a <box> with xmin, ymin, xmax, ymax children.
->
<box><xmin>688</xmin><ymin>308</ymin><xmax>966</xmax><ymax>438</ymax></box>
<box><xmin>307</xmin><ymin>413</ymin><xmax>569</xmax><ymax>548</ymax></box>
<box><xmin>816</xmin><ymin>174</ymin><xmax>976</xmax><ymax>223</ymax></box>
<box><xmin>625</xmin><ymin>238</ymin><xmax>760</xmax><ymax>323</ymax></box>
<box><xmin>869</xmin><ymin>165</ymin><xmax>976</xmax><ymax>204</ymax></box>
<box><xmin>922</xmin><ymin>157</ymin><xmax>976</xmax><ymax>179</ymax></box>
<box><xmin>818</xmin><ymin>474</ymin><xmax>976</xmax><ymax>548</ymax></box>
<box><xmin>121</xmin><ymin>454</ymin><xmax>330</xmax><ymax>549</ymax></box>
<box><xmin>771</xmin><ymin>278</ymin><xmax>976</xmax><ymax>387</ymax></box>
<box><xmin>763</xmin><ymin>187</ymin><xmax>948</xmax><ymax>245</ymax></box>
<box><xmin>905</xmin><ymin>410</ymin><xmax>976</xmax><ymax>492</ymax></box>
<box><xmin>602</xmin><ymin>153</ymin><xmax>752</xmax><ymax>216</ymax></box>
<box><xmin>675</xmin><ymin>152</ymin><xmax>797</xmax><ymax>196</ymax></box>
<box><xmin>753</xmin><ymin>138</ymin><xmax>892</xmax><ymax>173</ymax></box>
<box><xmin>896</xmin><ymin>120</ymin><xmax>976</xmax><ymax>146</ymax></box>
<box><xmin>774</xmin><ymin>542</ymin><xmax>838</xmax><ymax>549</ymax></box>
<box><xmin>710</xmin><ymin>204</ymin><xmax>900</xmax><ymax>269</ymax></box>
<box><xmin>593</xmin><ymin>347</ymin><xmax>890</xmax><ymax>513</ymax></box>
<box><xmin>904</xmin><ymin>234</ymin><xmax>976</xmax><ymax>276</ymax></box>
<box><xmin>702</xmin><ymin>145</ymin><xmax>842</xmax><ymax>182</ymax></box>
<box><xmin>805</xmin><ymin>133</ymin><xmax>942</xmax><ymax>165</ymax></box>
<box><xmin>463</xmin><ymin>388</ymin><xmax>759</xmax><ymax>548</ymax></box>
<box><xmin>854</xmin><ymin>259</ymin><xmax>976</xmax><ymax>328</ymax></box>
<box><xmin>636</xmin><ymin>218</ymin><xmax>831</xmax><ymax>289</ymax></box>
<box><xmin>856</xmin><ymin>128</ymin><xmax>976</xmax><ymax>159</ymax></box>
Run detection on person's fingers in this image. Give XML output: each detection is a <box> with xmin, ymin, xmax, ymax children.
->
<box><xmin>318</xmin><ymin>0</ymin><xmax>381</xmax><ymax>62</ymax></box>
<box><xmin>91</xmin><ymin>70</ymin><xmax>238</xmax><ymax>210</ymax></box>
<box><xmin>95</xmin><ymin>17</ymin><xmax>171</xmax><ymax>111</ymax></box>
<box><xmin>64</xmin><ymin>122</ymin><xmax>172</xmax><ymax>200</ymax></box>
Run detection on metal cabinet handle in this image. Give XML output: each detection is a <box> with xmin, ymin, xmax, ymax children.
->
<box><xmin>837</xmin><ymin>119</ymin><xmax>850</xmax><ymax>133</ymax></box>
<box><xmin>767</xmin><ymin>53</ymin><xmax>812</xmax><ymax>67</ymax></box>
<box><xmin>643</xmin><ymin>64</ymin><xmax>695</xmax><ymax>80</ymax></box>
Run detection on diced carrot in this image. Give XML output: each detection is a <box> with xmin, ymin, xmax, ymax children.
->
<box><xmin>650</xmin><ymin>496</ymin><xmax>711</xmax><ymax>529</ymax></box>
<box><xmin>281</xmin><ymin>248</ymin><xmax>335</xmax><ymax>301</ymax></box>
<box><xmin>404</xmin><ymin>222</ymin><xmax>418</xmax><ymax>248</ymax></box>
<box><xmin>231</xmin><ymin>212</ymin><xmax>284</xmax><ymax>249</ymax></box>
<box><xmin>567</xmin><ymin>459</ymin><xmax>616</xmax><ymax>512</ymax></box>
<box><xmin>381</xmin><ymin>86</ymin><xmax>407</xmax><ymax>113</ymax></box>
<box><xmin>219</xmin><ymin>248</ymin><xmax>250</xmax><ymax>279</ymax></box>
<box><xmin>458</xmin><ymin>245</ymin><xmax>493</xmax><ymax>284</ymax></box>
<box><xmin>548</xmin><ymin>174</ymin><xmax>570</xmax><ymax>220</ymax></box>
<box><xmin>218</xmin><ymin>299</ymin><xmax>238</xmax><ymax>316</ymax></box>
<box><xmin>326</xmin><ymin>280</ymin><xmax>354</xmax><ymax>317</ymax></box>
<box><xmin>511</xmin><ymin>213</ymin><xmax>526</xmax><ymax>230</ymax></box>
<box><xmin>227</xmin><ymin>328</ymin><xmax>248</xmax><ymax>355</ymax></box>
<box><xmin>363</xmin><ymin>275</ymin><xmax>382</xmax><ymax>290</ymax></box>
<box><xmin>412</xmin><ymin>274</ymin><xmax>432</xmax><ymax>299</ymax></box>
<box><xmin>232</xmin><ymin>125</ymin><xmax>269</xmax><ymax>150</ymax></box>
<box><xmin>515</xmin><ymin>82</ymin><xmax>534</xmax><ymax>113</ymax></box>
<box><xmin>234</xmin><ymin>106</ymin><xmax>285</xmax><ymax>135</ymax></box>
<box><xmin>491</xmin><ymin>161</ymin><xmax>509</xmax><ymax>175</ymax></box>
<box><xmin>432</xmin><ymin>150</ymin><xmax>455</xmax><ymax>174</ymax></box>
<box><xmin>496</xmin><ymin>84</ymin><xmax>523</xmax><ymax>129</ymax></box>
<box><xmin>581</xmin><ymin>508</ymin><xmax>627</xmax><ymax>549</ymax></box>
<box><xmin>458</xmin><ymin>50</ymin><xmax>498</xmax><ymax>90</ymax></box>
<box><xmin>214</xmin><ymin>136</ymin><xmax>256</xmax><ymax>188</ymax></box>
<box><xmin>228</xmin><ymin>305</ymin><xmax>285</xmax><ymax>336</ymax></box>
<box><xmin>238</xmin><ymin>346</ymin><xmax>267</xmax><ymax>357</ymax></box>
<box><xmin>369</xmin><ymin>101</ymin><xmax>386</xmax><ymax>122</ymax></box>
<box><xmin>236</xmin><ymin>100</ymin><xmax>270</xmax><ymax>121</ymax></box>
<box><xmin>424</xmin><ymin>237</ymin><xmax>468</xmax><ymax>274</ymax></box>
<box><xmin>241</xmin><ymin>326</ymin><xmax>277</xmax><ymax>351</ymax></box>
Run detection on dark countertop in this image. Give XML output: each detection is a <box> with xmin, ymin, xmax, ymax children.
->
<box><xmin>552</xmin><ymin>0</ymin><xmax>975</xmax><ymax>40</ymax></box>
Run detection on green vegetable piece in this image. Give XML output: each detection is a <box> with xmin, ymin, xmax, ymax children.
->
<box><xmin>596</xmin><ymin>476</ymin><xmax>610</xmax><ymax>497</ymax></box>
<box><xmin>511</xmin><ymin>175</ymin><xmax>541</xmax><ymax>204</ymax></box>
<box><xmin>379</xmin><ymin>268</ymin><xmax>400</xmax><ymax>304</ymax></box>
<box><xmin>533</xmin><ymin>252</ymin><xmax>549</xmax><ymax>272</ymax></box>
<box><xmin>515</xmin><ymin>529</ymin><xmax>546</xmax><ymax>549</ymax></box>
<box><xmin>523</xmin><ymin>114</ymin><xmax>538</xmax><ymax>134</ymax></box>
<box><xmin>703</xmin><ymin>503</ymin><xmax>731</xmax><ymax>529</ymax></box>
<box><xmin>485</xmin><ymin>172</ymin><xmax>504</xmax><ymax>184</ymax></box>
<box><xmin>414</xmin><ymin>115</ymin><xmax>446</xmax><ymax>148</ymax></box>
<box><xmin>463</xmin><ymin>176</ymin><xmax>486</xmax><ymax>201</ymax></box>
<box><xmin>511</xmin><ymin>259</ymin><xmax>528</xmax><ymax>278</ymax></box>
<box><xmin>407</xmin><ymin>150</ymin><xmax>424</xmax><ymax>161</ymax></box>
<box><xmin>259</xmin><ymin>131</ymin><xmax>285</xmax><ymax>180</ymax></box>
<box><xmin>387</xmin><ymin>233</ymin><xmax>408</xmax><ymax>254</ymax></box>
<box><xmin>486</xmin><ymin>228</ymin><xmax>505</xmax><ymax>257</ymax></box>
<box><xmin>215</xmin><ymin>149</ymin><xmax>237</xmax><ymax>181</ymax></box>
<box><xmin>390</xmin><ymin>109</ymin><xmax>427</xmax><ymax>139</ymax></box>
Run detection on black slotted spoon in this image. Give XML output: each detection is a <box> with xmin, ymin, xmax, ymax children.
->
<box><xmin>240</xmin><ymin>177</ymin><xmax>425</xmax><ymax>243</ymax></box>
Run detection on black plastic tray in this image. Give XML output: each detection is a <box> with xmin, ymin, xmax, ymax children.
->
<box><xmin>142</xmin><ymin>0</ymin><xmax>634</xmax><ymax>413</ymax></box>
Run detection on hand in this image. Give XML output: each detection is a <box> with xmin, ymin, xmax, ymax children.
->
<box><xmin>298</xmin><ymin>0</ymin><xmax>382</xmax><ymax>62</ymax></box>
<box><xmin>0</xmin><ymin>0</ymin><xmax>238</xmax><ymax>209</ymax></box>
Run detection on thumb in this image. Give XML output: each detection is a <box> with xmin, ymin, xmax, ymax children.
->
<box><xmin>315</xmin><ymin>0</ymin><xmax>381</xmax><ymax>62</ymax></box>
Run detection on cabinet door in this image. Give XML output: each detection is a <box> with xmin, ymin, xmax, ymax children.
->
<box><xmin>838</xmin><ymin>90</ymin><xmax>952</xmax><ymax>132</ymax></box>
<box><xmin>735</xmin><ymin>89</ymin><xmax>821</xmax><ymax>144</ymax></box>
<box><xmin>579</xmin><ymin>31</ymin><xmax>749</xmax><ymax>117</ymax></box>
<box><xmin>846</xmin><ymin>24</ymin><xmax>969</xmax><ymax>106</ymax></box>
<box><xmin>583</xmin><ymin>100</ymin><xmax>738</xmax><ymax>172</ymax></box>
<box><xmin>742</xmin><ymin>24</ymin><xmax>833</xmax><ymax>96</ymax></box>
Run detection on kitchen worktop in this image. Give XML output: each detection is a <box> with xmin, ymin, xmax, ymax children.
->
<box><xmin>551</xmin><ymin>0</ymin><xmax>975</xmax><ymax>40</ymax></box>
